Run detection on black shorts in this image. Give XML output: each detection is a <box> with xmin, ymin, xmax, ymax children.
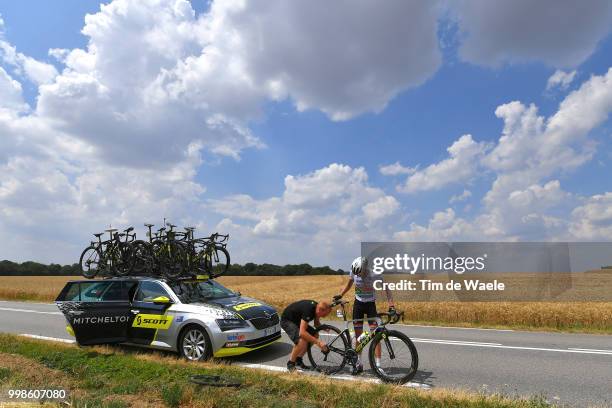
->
<box><xmin>281</xmin><ymin>319</ymin><xmax>317</xmax><ymax>345</ymax></box>
<box><xmin>352</xmin><ymin>299</ymin><xmax>378</xmax><ymax>328</ymax></box>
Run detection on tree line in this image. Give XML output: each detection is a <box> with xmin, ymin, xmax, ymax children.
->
<box><xmin>0</xmin><ymin>260</ymin><xmax>345</xmax><ymax>276</ymax></box>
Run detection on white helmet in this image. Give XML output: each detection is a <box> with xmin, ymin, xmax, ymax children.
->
<box><xmin>351</xmin><ymin>256</ymin><xmax>368</xmax><ymax>277</ymax></box>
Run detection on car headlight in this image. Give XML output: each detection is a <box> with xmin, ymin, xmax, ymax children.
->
<box><xmin>216</xmin><ymin>318</ymin><xmax>249</xmax><ymax>331</ymax></box>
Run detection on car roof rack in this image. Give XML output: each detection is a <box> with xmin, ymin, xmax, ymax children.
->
<box><xmin>100</xmin><ymin>273</ymin><xmax>212</xmax><ymax>282</ymax></box>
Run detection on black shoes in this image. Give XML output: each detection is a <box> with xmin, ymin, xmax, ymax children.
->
<box><xmin>351</xmin><ymin>362</ymin><xmax>364</xmax><ymax>375</ymax></box>
<box><xmin>287</xmin><ymin>357</ymin><xmax>311</xmax><ymax>372</ymax></box>
<box><xmin>296</xmin><ymin>357</ymin><xmax>311</xmax><ymax>370</ymax></box>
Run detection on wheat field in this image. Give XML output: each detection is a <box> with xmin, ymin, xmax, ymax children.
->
<box><xmin>1</xmin><ymin>275</ymin><xmax>611</xmax><ymax>333</ymax></box>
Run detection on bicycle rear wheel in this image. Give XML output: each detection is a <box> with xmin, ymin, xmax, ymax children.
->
<box><xmin>131</xmin><ymin>240</ymin><xmax>153</xmax><ymax>275</ymax></box>
<box><xmin>368</xmin><ymin>329</ymin><xmax>418</xmax><ymax>384</ymax></box>
<box><xmin>204</xmin><ymin>245</ymin><xmax>230</xmax><ymax>278</ymax></box>
<box><xmin>79</xmin><ymin>246</ymin><xmax>101</xmax><ymax>279</ymax></box>
<box><xmin>158</xmin><ymin>241</ymin><xmax>186</xmax><ymax>278</ymax></box>
<box><xmin>307</xmin><ymin>324</ymin><xmax>348</xmax><ymax>375</ymax></box>
<box><xmin>113</xmin><ymin>243</ymin><xmax>135</xmax><ymax>276</ymax></box>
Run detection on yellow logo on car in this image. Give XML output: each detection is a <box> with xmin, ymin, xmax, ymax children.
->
<box><xmin>132</xmin><ymin>314</ymin><xmax>174</xmax><ymax>329</ymax></box>
<box><xmin>233</xmin><ymin>302</ymin><xmax>261</xmax><ymax>311</ymax></box>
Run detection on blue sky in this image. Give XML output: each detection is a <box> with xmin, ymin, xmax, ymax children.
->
<box><xmin>0</xmin><ymin>1</ymin><xmax>611</xmax><ymax>268</ymax></box>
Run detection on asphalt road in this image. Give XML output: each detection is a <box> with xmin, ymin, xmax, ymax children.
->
<box><xmin>1</xmin><ymin>300</ymin><xmax>611</xmax><ymax>407</ymax></box>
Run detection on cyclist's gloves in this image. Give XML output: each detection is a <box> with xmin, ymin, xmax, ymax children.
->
<box><xmin>333</xmin><ymin>294</ymin><xmax>342</xmax><ymax>301</ymax></box>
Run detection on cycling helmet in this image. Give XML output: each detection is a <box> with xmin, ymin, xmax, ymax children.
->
<box><xmin>351</xmin><ymin>256</ymin><xmax>368</xmax><ymax>277</ymax></box>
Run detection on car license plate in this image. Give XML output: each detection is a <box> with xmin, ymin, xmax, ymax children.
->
<box><xmin>264</xmin><ymin>324</ymin><xmax>280</xmax><ymax>336</ymax></box>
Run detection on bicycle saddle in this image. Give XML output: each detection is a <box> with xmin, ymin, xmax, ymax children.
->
<box><xmin>185</xmin><ymin>227</ymin><xmax>195</xmax><ymax>231</ymax></box>
<box><xmin>144</xmin><ymin>223</ymin><xmax>154</xmax><ymax>227</ymax></box>
<box><xmin>124</xmin><ymin>226</ymin><xmax>134</xmax><ymax>232</ymax></box>
<box><xmin>158</xmin><ymin>227</ymin><xmax>166</xmax><ymax>232</ymax></box>
<box><xmin>166</xmin><ymin>223</ymin><xmax>177</xmax><ymax>228</ymax></box>
<box><xmin>105</xmin><ymin>228</ymin><xmax>118</xmax><ymax>233</ymax></box>
<box><xmin>93</xmin><ymin>233</ymin><xmax>104</xmax><ymax>237</ymax></box>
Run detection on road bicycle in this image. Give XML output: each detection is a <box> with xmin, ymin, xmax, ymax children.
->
<box><xmin>307</xmin><ymin>299</ymin><xmax>418</xmax><ymax>384</ymax></box>
<box><xmin>198</xmin><ymin>233</ymin><xmax>230</xmax><ymax>278</ymax></box>
<box><xmin>79</xmin><ymin>228</ymin><xmax>135</xmax><ymax>278</ymax></box>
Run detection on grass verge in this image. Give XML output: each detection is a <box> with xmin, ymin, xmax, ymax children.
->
<box><xmin>0</xmin><ymin>334</ymin><xmax>551</xmax><ymax>408</ymax></box>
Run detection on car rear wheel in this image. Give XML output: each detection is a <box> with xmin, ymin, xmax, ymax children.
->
<box><xmin>179</xmin><ymin>325</ymin><xmax>212</xmax><ymax>361</ymax></box>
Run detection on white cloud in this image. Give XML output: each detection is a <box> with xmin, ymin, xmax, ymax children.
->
<box><xmin>569</xmin><ymin>193</ymin><xmax>612</xmax><ymax>239</ymax></box>
<box><xmin>546</xmin><ymin>70</ymin><xmax>577</xmax><ymax>91</ymax></box>
<box><xmin>0</xmin><ymin>17</ymin><xmax>58</xmax><ymax>85</ymax></box>
<box><xmin>0</xmin><ymin>66</ymin><xmax>27</xmax><ymax>112</ymax></box>
<box><xmin>362</xmin><ymin>196</ymin><xmax>400</xmax><ymax>224</ymax></box>
<box><xmin>449</xmin><ymin>189</ymin><xmax>472</xmax><ymax>204</ymax></box>
<box><xmin>206</xmin><ymin>0</ymin><xmax>442</xmax><ymax>121</ymax></box>
<box><xmin>453</xmin><ymin>0</ymin><xmax>612</xmax><ymax>67</ymax></box>
<box><xmin>379</xmin><ymin>161</ymin><xmax>417</xmax><ymax>176</ymax></box>
<box><xmin>399</xmin><ymin>134</ymin><xmax>488</xmax><ymax>193</ymax></box>
<box><xmin>207</xmin><ymin>163</ymin><xmax>399</xmax><ymax>266</ymax></box>
<box><xmin>394</xmin><ymin>208</ymin><xmax>479</xmax><ymax>241</ymax></box>
<box><xmin>393</xmin><ymin>69</ymin><xmax>612</xmax><ymax>242</ymax></box>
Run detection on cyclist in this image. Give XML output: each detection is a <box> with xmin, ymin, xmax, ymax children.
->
<box><xmin>281</xmin><ymin>300</ymin><xmax>332</xmax><ymax>372</ymax></box>
<box><xmin>334</xmin><ymin>256</ymin><xmax>395</xmax><ymax>374</ymax></box>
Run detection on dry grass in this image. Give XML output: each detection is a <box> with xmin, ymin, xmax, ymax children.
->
<box><xmin>0</xmin><ymin>276</ymin><xmax>73</xmax><ymax>302</ymax></box>
<box><xmin>1</xmin><ymin>275</ymin><xmax>611</xmax><ymax>333</ymax></box>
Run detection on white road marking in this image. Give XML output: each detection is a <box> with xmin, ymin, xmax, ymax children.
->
<box><xmin>314</xmin><ymin>332</ymin><xmax>612</xmax><ymax>356</ymax></box>
<box><xmin>20</xmin><ymin>334</ymin><xmax>75</xmax><ymax>344</ymax></box>
<box><xmin>0</xmin><ymin>307</ymin><xmax>62</xmax><ymax>315</ymax></box>
<box><xmin>0</xmin><ymin>301</ymin><xmax>56</xmax><ymax>306</ymax></box>
<box><xmin>237</xmin><ymin>362</ymin><xmax>430</xmax><ymax>389</ymax></box>
<box><xmin>398</xmin><ymin>323</ymin><xmax>514</xmax><ymax>332</ymax></box>
<box><xmin>412</xmin><ymin>338</ymin><xmax>502</xmax><ymax>346</ymax></box>
<box><xmin>568</xmin><ymin>348</ymin><xmax>612</xmax><ymax>353</ymax></box>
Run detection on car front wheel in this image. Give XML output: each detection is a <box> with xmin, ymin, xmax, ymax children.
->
<box><xmin>179</xmin><ymin>325</ymin><xmax>212</xmax><ymax>361</ymax></box>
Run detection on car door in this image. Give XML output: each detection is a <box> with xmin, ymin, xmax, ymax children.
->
<box><xmin>128</xmin><ymin>281</ymin><xmax>175</xmax><ymax>345</ymax></box>
<box><xmin>55</xmin><ymin>280</ymin><xmax>132</xmax><ymax>345</ymax></box>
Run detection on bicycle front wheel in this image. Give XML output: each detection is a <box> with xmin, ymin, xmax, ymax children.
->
<box><xmin>307</xmin><ymin>324</ymin><xmax>348</xmax><ymax>375</ymax></box>
<box><xmin>160</xmin><ymin>242</ymin><xmax>187</xmax><ymax>278</ymax></box>
<box><xmin>369</xmin><ymin>329</ymin><xmax>418</xmax><ymax>384</ymax></box>
<box><xmin>79</xmin><ymin>246</ymin><xmax>101</xmax><ymax>279</ymax></box>
<box><xmin>204</xmin><ymin>246</ymin><xmax>230</xmax><ymax>278</ymax></box>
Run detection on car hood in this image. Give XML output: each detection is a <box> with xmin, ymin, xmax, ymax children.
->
<box><xmin>183</xmin><ymin>296</ymin><xmax>277</xmax><ymax>320</ymax></box>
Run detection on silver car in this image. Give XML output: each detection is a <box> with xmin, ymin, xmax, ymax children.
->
<box><xmin>55</xmin><ymin>276</ymin><xmax>281</xmax><ymax>360</ymax></box>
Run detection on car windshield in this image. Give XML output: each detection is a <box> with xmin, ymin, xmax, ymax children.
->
<box><xmin>169</xmin><ymin>280</ymin><xmax>237</xmax><ymax>303</ymax></box>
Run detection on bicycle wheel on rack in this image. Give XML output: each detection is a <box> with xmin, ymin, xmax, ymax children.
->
<box><xmin>131</xmin><ymin>240</ymin><xmax>153</xmax><ymax>275</ymax></box>
<box><xmin>79</xmin><ymin>246</ymin><xmax>101</xmax><ymax>279</ymax></box>
<box><xmin>368</xmin><ymin>329</ymin><xmax>418</xmax><ymax>384</ymax></box>
<box><xmin>159</xmin><ymin>241</ymin><xmax>187</xmax><ymax>279</ymax></box>
<box><xmin>203</xmin><ymin>245</ymin><xmax>230</xmax><ymax>278</ymax></box>
<box><xmin>113</xmin><ymin>242</ymin><xmax>135</xmax><ymax>276</ymax></box>
<box><xmin>307</xmin><ymin>324</ymin><xmax>348</xmax><ymax>375</ymax></box>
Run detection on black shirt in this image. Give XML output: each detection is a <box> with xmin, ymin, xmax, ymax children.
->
<box><xmin>281</xmin><ymin>300</ymin><xmax>317</xmax><ymax>325</ymax></box>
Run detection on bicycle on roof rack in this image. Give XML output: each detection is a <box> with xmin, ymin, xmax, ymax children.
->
<box><xmin>79</xmin><ymin>227</ymin><xmax>135</xmax><ymax>278</ymax></box>
<box><xmin>79</xmin><ymin>222</ymin><xmax>231</xmax><ymax>280</ymax></box>
<box><xmin>307</xmin><ymin>299</ymin><xmax>418</xmax><ymax>384</ymax></box>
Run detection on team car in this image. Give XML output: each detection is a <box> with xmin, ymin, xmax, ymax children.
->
<box><xmin>55</xmin><ymin>276</ymin><xmax>281</xmax><ymax>360</ymax></box>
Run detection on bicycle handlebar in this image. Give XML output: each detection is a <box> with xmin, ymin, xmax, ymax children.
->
<box><xmin>377</xmin><ymin>311</ymin><xmax>403</xmax><ymax>325</ymax></box>
<box><xmin>331</xmin><ymin>299</ymin><xmax>349</xmax><ymax>307</ymax></box>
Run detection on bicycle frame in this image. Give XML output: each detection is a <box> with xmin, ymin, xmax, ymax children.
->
<box><xmin>322</xmin><ymin>300</ymin><xmax>390</xmax><ymax>366</ymax></box>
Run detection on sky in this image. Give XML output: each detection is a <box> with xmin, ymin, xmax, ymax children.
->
<box><xmin>0</xmin><ymin>0</ymin><xmax>611</xmax><ymax>269</ymax></box>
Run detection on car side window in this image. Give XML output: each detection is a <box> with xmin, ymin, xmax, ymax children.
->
<box><xmin>56</xmin><ymin>282</ymin><xmax>81</xmax><ymax>301</ymax></box>
<box><xmin>78</xmin><ymin>281</ymin><xmax>124</xmax><ymax>302</ymax></box>
<box><xmin>134</xmin><ymin>281</ymin><xmax>169</xmax><ymax>303</ymax></box>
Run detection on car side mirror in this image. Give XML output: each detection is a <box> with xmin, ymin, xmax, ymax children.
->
<box><xmin>152</xmin><ymin>296</ymin><xmax>173</xmax><ymax>305</ymax></box>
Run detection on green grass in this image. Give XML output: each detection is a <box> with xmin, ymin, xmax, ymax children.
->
<box><xmin>0</xmin><ymin>334</ymin><xmax>552</xmax><ymax>408</ymax></box>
